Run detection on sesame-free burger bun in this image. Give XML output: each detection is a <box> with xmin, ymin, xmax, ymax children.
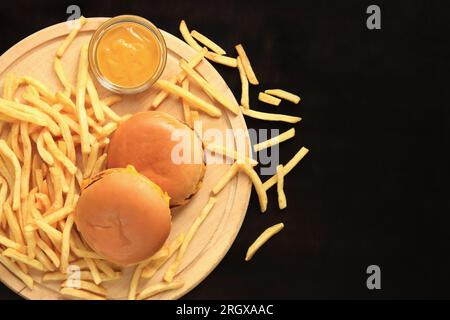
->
<box><xmin>75</xmin><ymin>167</ymin><xmax>171</xmax><ymax>266</ymax></box>
<box><xmin>107</xmin><ymin>111</ymin><xmax>205</xmax><ymax>206</ymax></box>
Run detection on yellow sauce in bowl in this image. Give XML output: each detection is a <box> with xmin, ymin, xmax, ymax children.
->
<box><xmin>96</xmin><ymin>22</ymin><xmax>161</xmax><ymax>88</ymax></box>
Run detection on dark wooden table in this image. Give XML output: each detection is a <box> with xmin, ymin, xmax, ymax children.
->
<box><xmin>0</xmin><ymin>0</ymin><xmax>448</xmax><ymax>299</ymax></box>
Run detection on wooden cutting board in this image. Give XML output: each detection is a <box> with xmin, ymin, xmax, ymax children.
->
<box><xmin>0</xmin><ymin>17</ymin><xmax>252</xmax><ymax>299</ymax></box>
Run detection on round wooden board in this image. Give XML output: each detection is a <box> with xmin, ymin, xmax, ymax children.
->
<box><xmin>0</xmin><ymin>18</ymin><xmax>252</xmax><ymax>300</ymax></box>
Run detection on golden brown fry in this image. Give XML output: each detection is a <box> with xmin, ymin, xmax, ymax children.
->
<box><xmin>156</xmin><ymin>80</ymin><xmax>221</xmax><ymax>117</ymax></box>
<box><xmin>258</xmin><ymin>92</ymin><xmax>281</xmax><ymax>106</ymax></box>
<box><xmin>263</xmin><ymin>147</ymin><xmax>309</xmax><ymax>191</ymax></box>
<box><xmin>42</xmin><ymin>130</ymin><xmax>77</xmax><ymax>174</ymax></box>
<box><xmin>94</xmin><ymin>260</ymin><xmax>116</xmax><ymax>278</ymax></box>
<box><xmin>10</xmin><ymin>124</ymin><xmax>23</xmax><ymax>162</ymax></box>
<box><xmin>49</xmin><ymin>167</ymin><xmax>63</xmax><ymax>208</ymax></box>
<box><xmin>237</xmin><ymin>57</ymin><xmax>249</xmax><ymax>108</ymax></box>
<box><xmin>0</xmin><ymin>98</ymin><xmax>50</xmax><ymax>127</ymax></box>
<box><xmin>245</xmin><ymin>223</ymin><xmax>284</xmax><ymax>261</ymax></box>
<box><xmin>235</xmin><ymin>44</ymin><xmax>259</xmax><ymax>85</ymax></box>
<box><xmin>264</xmin><ymin>89</ymin><xmax>301</xmax><ymax>104</ymax></box>
<box><xmin>137</xmin><ymin>281</ymin><xmax>184</xmax><ymax>300</ymax></box>
<box><xmin>179</xmin><ymin>59</ymin><xmax>239</xmax><ymax>115</ymax></box>
<box><xmin>179</xmin><ymin>20</ymin><xmax>202</xmax><ymax>51</ymax></box>
<box><xmin>181</xmin><ymin>79</ymin><xmax>192</xmax><ymax>127</ymax></box>
<box><xmin>21</xmin><ymin>76</ymin><xmax>56</xmax><ymax>103</ymax></box>
<box><xmin>19</xmin><ymin>123</ymin><xmax>32</xmax><ymax>200</ymax></box>
<box><xmin>0</xmin><ymin>178</ymin><xmax>8</xmax><ymax>226</ymax></box>
<box><xmin>43</xmin><ymin>270</ymin><xmax>121</xmax><ymax>282</ymax></box>
<box><xmin>191</xmin><ymin>30</ymin><xmax>226</xmax><ymax>55</ymax></box>
<box><xmin>43</xmin><ymin>206</ymin><xmax>73</xmax><ymax>225</ymax></box>
<box><xmin>33</xmin><ymin>218</ymin><xmax>63</xmax><ymax>244</ymax></box>
<box><xmin>55</xmin><ymin>91</ymin><xmax>76</xmax><ymax>113</ymax></box>
<box><xmin>128</xmin><ymin>263</ymin><xmax>144</xmax><ymax>300</ymax></box>
<box><xmin>90</xmin><ymin>153</ymin><xmax>107</xmax><ymax>177</ymax></box>
<box><xmin>239</xmin><ymin>164</ymin><xmax>268</xmax><ymax>213</ymax></box>
<box><xmin>241</xmin><ymin>108</ymin><xmax>301</xmax><ymax>123</ymax></box>
<box><xmin>36</xmin><ymin>133</ymin><xmax>54</xmax><ymax>166</ymax></box>
<box><xmin>0</xmin><ymin>234</ymin><xmax>25</xmax><ymax>251</ymax></box>
<box><xmin>86</xmin><ymin>76</ymin><xmax>105</xmax><ymax>123</ymax></box>
<box><xmin>253</xmin><ymin>128</ymin><xmax>295</xmax><ymax>152</ymax></box>
<box><xmin>276</xmin><ymin>165</ymin><xmax>287</xmax><ymax>209</ymax></box>
<box><xmin>152</xmin><ymin>48</ymin><xmax>208</xmax><ymax>109</ymax></box>
<box><xmin>212</xmin><ymin>162</ymin><xmax>240</xmax><ymax>195</ymax></box>
<box><xmin>61</xmin><ymin>280</ymin><xmax>107</xmax><ymax>296</ymax></box>
<box><xmin>60</xmin><ymin>287</ymin><xmax>106</xmax><ymax>300</ymax></box>
<box><xmin>61</xmin><ymin>214</ymin><xmax>74</xmax><ymax>273</ymax></box>
<box><xmin>2</xmin><ymin>248</ymin><xmax>45</xmax><ymax>271</ymax></box>
<box><xmin>101</xmin><ymin>95</ymin><xmax>122</xmax><ymax>107</ymax></box>
<box><xmin>36</xmin><ymin>237</ymin><xmax>60</xmax><ymax>268</ymax></box>
<box><xmin>83</xmin><ymin>142</ymin><xmax>99</xmax><ymax>178</ymax></box>
<box><xmin>0</xmin><ymin>140</ymin><xmax>21</xmax><ymax>210</ymax></box>
<box><xmin>0</xmin><ymin>255</ymin><xmax>33</xmax><ymax>289</ymax></box>
<box><xmin>85</xmin><ymin>257</ymin><xmax>102</xmax><ymax>285</ymax></box>
<box><xmin>205</xmin><ymin>52</ymin><xmax>238</xmax><ymax>68</ymax></box>
<box><xmin>75</xmin><ymin>43</ymin><xmax>91</xmax><ymax>154</ymax></box>
<box><xmin>100</xmin><ymin>122</ymin><xmax>118</xmax><ymax>137</ymax></box>
<box><xmin>165</xmin><ymin>197</ymin><xmax>217</xmax><ymax>282</ymax></box>
<box><xmin>35</xmin><ymin>247</ymin><xmax>56</xmax><ymax>271</ymax></box>
<box><xmin>56</xmin><ymin>16</ymin><xmax>87</xmax><ymax>58</ymax></box>
<box><xmin>142</xmin><ymin>233</ymin><xmax>185</xmax><ymax>279</ymax></box>
<box><xmin>54</xmin><ymin>58</ymin><xmax>74</xmax><ymax>95</ymax></box>
<box><xmin>205</xmin><ymin>143</ymin><xmax>257</xmax><ymax>166</ymax></box>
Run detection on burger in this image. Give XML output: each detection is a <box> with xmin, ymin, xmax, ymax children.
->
<box><xmin>107</xmin><ymin>111</ymin><xmax>206</xmax><ymax>206</ymax></box>
<box><xmin>74</xmin><ymin>166</ymin><xmax>171</xmax><ymax>266</ymax></box>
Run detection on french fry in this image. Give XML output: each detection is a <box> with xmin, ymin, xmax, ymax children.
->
<box><xmin>181</xmin><ymin>79</ymin><xmax>192</xmax><ymax>127</ymax></box>
<box><xmin>70</xmin><ymin>259</ymin><xmax>89</xmax><ymax>270</ymax></box>
<box><xmin>24</xmin><ymin>229</ymin><xmax>36</xmax><ymax>259</ymax></box>
<box><xmin>0</xmin><ymin>98</ymin><xmax>49</xmax><ymax>127</ymax></box>
<box><xmin>60</xmin><ymin>287</ymin><xmax>106</xmax><ymax>300</ymax></box>
<box><xmin>152</xmin><ymin>48</ymin><xmax>207</xmax><ymax>109</ymax></box>
<box><xmin>179</xmin><ymin>20</ymin><xmax>202</xmax><ymax>51</ymax></box>
<box><xmin>83</xmin><ymin>142</ymin><xmax>99</xmax><ymax>178</ymax></box>
<box><xmin>237</xmin><ymin>57</ymin><xmax>249</xmax><ymax>108</ymax></box>
<box><xmin>0</xmin><ymin>140</ymin><xmax>21</xmax><ymax>210</ymax></box>
<box><xmin>239</xmin><ymin>164</ymin><xmax>268</xmax><ymax>213</ymax></box>
<box><xmin>137</xmin><ymin>281</ymin><xmax>184</xmax><ymax>300</ymax></box>
<box><xmin>258</xmin><ymin>92</ymin><xmax>281</xmax><ymax>106</ymax></box>
<box><xmin>33</xmin><ymin>218</ymin><xmax>63</xmax><ymax>244</ymax></box>
<box><xmin>0</xmin><ymin>178</ymin><xmax>8</xmax><ymax>226</ymax></box>
<box><xmin>36</xmin><ymin>133</ymin><xmax>54</xmax><ymax>166</ymax></box>
<box><xmin>101</xmin><ymin>95</ymin><xmax>122</xmax><ymax>107</ymax></box>
<box><xmin>36</xmin><ymin>237</ymin><xmax>60</xmax><ymax>268</ymax></box>
<box><xmin>61</xmin><ymin>280</ymin><xmax>107</xmax><ymax>296</ymax></box>
<box><xmin>212</xmin><ymin>162</ymin><xmax>240</xmax><ymax>195</ymax></box>
<box><xmin>205</xmin><ymin>143</ymin><xmax>257</xmax><ymax>166</ymax></box>
<box><xmin>179</xmin><ymin>59</ymin><xmax>239</xmax><ymax>115</ymax></box>
<box><xmin>55</xmin><ymin>91</ymin><xmax>76</xmax><ymax>113</ymax></box>
<box><xmin>42</xmin><ymin>130</ymin><xmax>77</xmax><ymax>174</ymax></box>
<box><xmin>101</xmin><ymin>103</ymin><xmax>122</xmax><ymax>123</ymax></box>
<box><xmin>264</xmin><ymin>89</ymin><xmax>300</xmax><ymax>104</ymax></box>
<box><xmin>35</xmin><ymin>246</ymin><xmax>56</xmax><ymax>271</ymax></box>
<box><xmin>22</xmin><ymin>93</ymin><xmax>76</xmax><ymax>163</ymax></box>
<box><xmin>21</xmin><ymin>76</ymin><xmax>56</xmax><ymax>103</ymax></box>
<box><xmin>2</xmin><ymin>248</ymin><xmax>45</xmax><ymax>271</ymax></box>
<box><xmin>245</xmin><ymin>223</ymin><xmax>284</xmax><ymax>261</ymax></box>
<box><xmin>94</xmin><ymin>260</ymin><xmax>116</xmax><ymax>279</ymax></box>
<box><xmin>0</xmin><ymin>234</ymin><xmax>25</xmax><ymax>251</ymax></box>
<box><xmin>86</xmin><ymin>76</ymin><xmax>105</xmax><ymax>123</ymax></box>
<box><xmin>75</xmin><ymin>43</ymin><xmax>91</xmax><ymax>154</ymax></box>
<box><xmin>190</xmin><ymin>111</ymin><xmax>200</xmax><ymax>125</ymax></box>
<box><xmin>43</xmin><ymin>206</ymin><xmax>73</xmax><ymax>225</ymax></box>
<box><xmin>164</xmin><ymin>197</ymin><xmax>217</xmax><ymax>282</ymax></box>
<box><xmin>0</xmin><ymin>255</ymin><xmax>33</xmax><ymax>289</ymax></box>
<box><xmin>205</xmin><ymin>52</ymin><xmax>238</xmax><ymax>68</ymax></box>
<box><xmin>142</xmin><ymin>233</ymin><xmax>185</xmax><ymax>279</ymax></box>
<box><xmin>19</xmin><ymin>123</ymin><xmax>32</xmax><ymax>200</ymax></box>
<box><xmin>10</xmin><ymin>124</ymin><xmax>23</xmax><ymax>162</ymax></box>
<box><xmin>191</xmin><ymin>30</ymin><xmax>226</xmax><ymax>55</ymax></box>
<box><xmin>276</xmin><ymin>165</ymin><xmax>287</xmax><ymax>209</ymax></box>
<box><xmin>156</xmin><ymin>80</ymin><xmax>221</xmax><ymax>117</ymax></box>
<box><xmin>128</xmin><ymin>263</ymin><xmax>144</xmax><ymax>300</ymax></box>
<box><xmin>253</xmin><ymin>128</ymin><xmax>295</xmax><ymax>152</ymax></box>
<box><xmin>235</xmin><ymin>44</ymin><xmax>259</xmax><ymax>85</ymax></box>
<box><xmin>43</xmin><ymin>270</ymin><xmax>121</xmax><ymax>282</ymax></box>
<box><xmin>263</xmin><ymin>147</ymin><xmax>309</xmax><ymax>191</ymax></box>
<box><xmin>90</xmin><ymin>153</ymin><xmax>107</xmax><ymax>177</ymax></box>
<box><xmin>241</xmin><ymin>108</ymin><xmax>301</xmax><ymax>123</ymax></box>
<box><xmin>49</xmin><ymin>167</ymin><xmax>63</xmax><ymax>209</ymax></box>
<box><xmin>54</xmin><ymin>58</ymin><xmax>74</xmax><ymax>95</ymax></box>
<box><xmin>56</xmin><ymin>16</ymin><xmax>87</xmax><ymax>58</ymax></box>
<box><xmin>100</xmin><ymin>122</ymin><xmax>118</xmax><ymax>137</ymax></box>
<box><xmin>85</xmin><ymin>257</ymin><xmax>102</xmax><ymax>285</ymax></box>
<box><xmin>264</xmin><ymin>89</ymin><xmax>301</xmax><ymax>104</ymax></box>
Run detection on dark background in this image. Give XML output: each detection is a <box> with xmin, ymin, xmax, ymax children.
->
<box><xmin>0</xmin><ymin>0</ymin><xmax>448</xmax><ymax>299</ymax></box>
